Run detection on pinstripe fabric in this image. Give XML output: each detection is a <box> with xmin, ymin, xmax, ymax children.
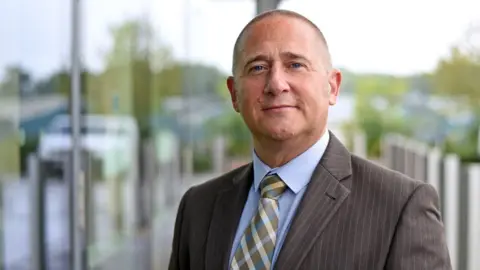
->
<box><xmin>231</xmin><ymin>174</ymin><xmax>286</xmax><ymax>270</ymax></box>
<box><xmin>168</xmin><ymin>131</ymin><xmax>452</xmax><ymax>270</ymax></box>
<box><xmin>274</xmin><ymin>155</ymin><xmax>452</xmax><ymax>270</ymax></box>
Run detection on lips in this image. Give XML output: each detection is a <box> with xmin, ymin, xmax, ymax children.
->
<box><xmin>262</xmin><ymin>105</ymin><xmax>297</xmax><ymax>111</ymax></box>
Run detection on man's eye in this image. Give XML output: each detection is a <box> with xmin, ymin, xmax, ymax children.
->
<box><xmin>252</xmin><ymin>65</ymin><xmax>264</xmax><ymax>71</ymax></box>
<box><xmin>291</xmin><ymin>63</ymin><xmax>302</xmax><ymax>68</ymax></box>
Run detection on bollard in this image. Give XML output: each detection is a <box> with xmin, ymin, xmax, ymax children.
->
<box><xmin>29</xmin><ymin>154</ymin><xmax>47</xmax><ymax>270</ymax></box>
<box><xmin>65</xmin><ymin>151</ymin><xmax>90</xmax><ymax>270</ymax></box>
<box><xmin>64</xmin><ymin>154</ymin><xmax>74</xmax><ymax>267</ymax></box>
<box><xmin>82</xmin><ymin>152</ymin><xmax>94</xmax><ymax>254</ymax></box>
<box><xmin>142</xmin><ymin>138</ymin><xmax>158</xmax><ymax>228</ymax></box>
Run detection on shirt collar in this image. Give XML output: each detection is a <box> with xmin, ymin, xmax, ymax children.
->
<box><xmin>252</xmin><ymin>130</ymin><xmax>330</xmax><ymax>194</ymax></box>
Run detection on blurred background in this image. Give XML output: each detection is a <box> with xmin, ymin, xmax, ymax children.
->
<box><xmin>0</xmin><ymin>0</ymin><xmax>479</xmax><ymax>269</ymax></box>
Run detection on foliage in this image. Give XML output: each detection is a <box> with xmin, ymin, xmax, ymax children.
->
<box><xmin>87</xmin><ymin>19</ymin><xmax>226</xmax><ymax>138</ymax></box>
<box><xmin>193</xmin><ymin>149</ymin><xmax>213</xmax><ymax>172</ymax></box>
<box><xmin>433</xmin><ymin>47</ymin><xmax>480</xmax><ymax>107</ymax></box>
<box><xmin>430</xmin><ymin>26</ymin><xmax>480</xmax><ymax>158</ymax></box>
<box><xmin>205</xmin><ymin>111</ymin><xmax>252</xmax><ymax>157</ymax></box>
<box><xmin>203</xmin><ymin>76</ymin><xmax>254</xmax><ymax>157</ymax></box>
<box><xmin>351</xmin><ymin>74</ymin><xmax>411</xmax><ymax>157</ymax></box>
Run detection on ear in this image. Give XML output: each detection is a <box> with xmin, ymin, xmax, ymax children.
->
<box><xmin>227</xmin><ymin>76</ymin><xmax>240</xmax><ymax>112</ymax></box>
<box><xmin>328</xmin><ymin>69</ymin><xmax>342</xmax><ymax>106</ymax></box>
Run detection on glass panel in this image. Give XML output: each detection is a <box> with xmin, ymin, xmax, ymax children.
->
<box><xmin>81</xmin><ymin>1</ymin><xmax>254</xmax><ymax>269</ymax></box>
<box><xmin>82</xmin><ymin>1</ymin><xmax>159</xmax><ymax>269</ymax></box>
<box><xmin>0</xmin><ymin>0</ymin><xmax>72</xmax><ymax>269</ymax></box>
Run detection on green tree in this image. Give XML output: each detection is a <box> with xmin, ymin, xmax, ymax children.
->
<box><xmin>351</xmin><ymin>74</ymin><xmax>410</xmax><ymax>156</ymax></box>
<box><xmin>88</xmin><ymin>18</ymin><xmax>174</xmax><ymax>137</ymax></box>
<box><xmin>433</xmin><ymin>47</ymin><xmax>480</xmax><ymax>108</ymax></box>
<box><xmin>35</xmin><ymin>68</ymin><xmax>91</xmax><ymax>97</ymax></box>
<box><xmin>431</xmin><ymin>25</ymin><xmax>480</xmax><ymax>158</ymax></box>
<box><xmin>205</xmin><ymin>111</ymin><xmax>252</xmax><ymax>157</ymax></box>
<box><xmin>204</xmin><ymin>73</ymin><xmax>254</xmax><ymax>157</ymax></box>
<box><xmin>152</xmin><ymin>63</ymin><xmax>225</xmax><ymax>112</ymax></box>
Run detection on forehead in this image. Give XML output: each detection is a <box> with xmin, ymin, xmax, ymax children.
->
<box><xmin>240</xmin><ymin>16</ymin><xmax>322</xmax><ymax>61</ymax></box>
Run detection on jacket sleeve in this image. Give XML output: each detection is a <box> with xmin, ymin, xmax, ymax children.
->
<box><xmin>168</xmin><ymin>188</ymin><xmax>191</xmax><ymax>270</ymax></box>
<box><xmin>385</xmin><ymin>183</ymin><xmax>452</xmax><ymax>269</ymax></box>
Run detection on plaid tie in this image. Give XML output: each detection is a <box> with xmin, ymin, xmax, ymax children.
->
<box><xmin>231</xmin><ymin>174</ymin><xmax>286</xmax><ymax>270</ymax></box>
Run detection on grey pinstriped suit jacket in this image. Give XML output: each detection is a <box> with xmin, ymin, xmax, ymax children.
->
<box><xmin>168</xmin><ymin>132</ymin><xmax>452</xmax><ymax>270</ymax></box>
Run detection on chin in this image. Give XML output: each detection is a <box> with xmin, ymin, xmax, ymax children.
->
<box><xmin>265</xmin><ymin>128</ymin><xmax>297</xmax><ymax>141</ymax></box>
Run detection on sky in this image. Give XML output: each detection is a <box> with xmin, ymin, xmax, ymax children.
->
<box><xmin>1</xmin><ymin>0</ymin><xmax>479</xmax><ymax>80</ymax></box>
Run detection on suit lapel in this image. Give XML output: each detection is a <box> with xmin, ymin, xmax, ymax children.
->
<box><xmin>275</xmin><ymin>132</ymin><xmax>353</xmax><ymax>270</ymax></box>
<box><xmin>205</xmin><ymin>163</ymin><xmax>253</xmax><ymax>270</ymax></box>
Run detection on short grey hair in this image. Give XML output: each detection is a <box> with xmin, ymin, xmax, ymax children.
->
<box><xmin>231</xmin><ymin>9</ymin><xmax>332</xmax><ymax>76</ymax></box>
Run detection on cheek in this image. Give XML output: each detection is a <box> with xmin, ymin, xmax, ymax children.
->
<box><xmin>298</xmin><ymin>86</ymin><xmax>328</xmax><ymax>115</ymax></box>
<box><xmin>238</xmin><ymin>82</ymin><xmax>264</xmax><ymax>106</ymax></box>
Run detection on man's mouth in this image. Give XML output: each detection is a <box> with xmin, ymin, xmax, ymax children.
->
<box><xmin>262</xmin><ymin>105</ymin><xmax>297</xmax><ymax>111</ymax></box>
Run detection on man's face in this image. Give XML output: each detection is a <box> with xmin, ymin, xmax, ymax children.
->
<box><xmin>227</xmin><ymin>15</ymin><xmax>341</xmax><ymax>142</ymax></box>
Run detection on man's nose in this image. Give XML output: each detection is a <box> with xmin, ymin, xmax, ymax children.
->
<box><xmin>264</xmin><ymin>66</ymin><xmax>289</xmax><ymax>95</ymax></box>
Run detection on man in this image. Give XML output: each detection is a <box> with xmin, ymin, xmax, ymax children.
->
<box><xmin>168</xmin><ymin>9</ymin><xmax>451</xmax><ymax>270</ymax></box>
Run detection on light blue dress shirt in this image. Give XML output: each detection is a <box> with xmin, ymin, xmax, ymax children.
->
<box><xmin>229</xmin><ymin>131</ymin><xmax>330</xmax><ymax>268</ymax></box>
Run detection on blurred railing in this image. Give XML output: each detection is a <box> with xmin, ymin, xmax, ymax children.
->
<box><xmin>14</xmin><ymin>132</ymin><xmax>227</xmax><ymax>270</ymax></box>
<box><xmin>381</xmin><ymin>134</ymin><xmax>480</xmax><ymax>270</ymax></box>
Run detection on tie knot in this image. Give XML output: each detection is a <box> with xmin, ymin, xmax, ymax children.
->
<box><xmin>260</xmin><ymin>174</ymin><xmax>286</xmax><ymax>199</ymax></box>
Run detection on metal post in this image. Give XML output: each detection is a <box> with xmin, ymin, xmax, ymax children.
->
<box><xmin>70</xmin><ymin>0</ymin><xmax>86</xmax><ymax>268</ymax></box>
<box><xmin>382</xmin><ymin>135</ymin><xmax>394</xmax><ymax>168</ymax></box>
<box><xmin>394</xmin><ymin>135</ymin><xmax>405</xmax><ymax>174</ymax></box>
<box><xmin>140</xmin><ymin>139</ymin><xmax>155</xmax><ymax>228</ymax></box>
<box><xmin>213</xmin><ymin>136</ymin><xmax>225</xmax><ymax>174</ymax></box>
<box><xmin>29</xmin><ymin>154</ymin><xmax>46</xmax><ymax>270</ymax></box>
<box><xmin>137</xmin><ymin>143</ymin><xmax>145</xmax><ymax>230</ymax></box>
<box><xmin>138</xmin><ymin>140</ymin><xmax>154</xmax><ymax>270</ymax></box>
<box><xmin>467</xmin><ymin>164</ymin><xmax>480</xmax><ymax>270</ymax></box>
<box><xmin>444</xmin><ymin>154</ymin><xmax>460</xmax><ymax>270</ymax></box>
<box><xmin>164</xmin><ymin>138</ymin><xmax>180</xmax><ymax>206</ymax></box>
<box><xmin>403</xmin><ymin>138</ymin><xmax>415</xmax><ymax>177</ymax></box>
<box><xmin>83</xmin><ymin>152</ymin><xmax>94</xmax><ymax>253</ymax></box>
<box><xmin>458</xmin><ymin>165</ymin><xmax>469</xmax><ymax>270</ymax></box>
<box><xmin>413</xmin><ymin>141</ymin><xmax>428</xmax><ymax>181</ymax></box>
<box><xmin>427</xmin><ymin>147</ymin><xmax>442</xmax><ymax>193</ymax></box>
<box><xmin>182</xmin><ymin>0</ymin><xmax>194</xmax><ymax>181</ymax></box>
<box><xmin>65</xmin><ymin>155</ymin><xmax>74</xmax><ymax>267</ymax></box>
<box><xmin>353</xmin><ymin>130</ymin><xmax>367</xmax><ymax>158</ymax></box>
<box><xmin>147</xmin><ymin>141</ymin><xmax>157</xmax><ymax>225</ymax></box>
<box><xmin>256</xmin><ymin>0</ymin><xmax>281</xmax><ymax>14</ymax></box>
<box><xmin>391</xmin><ymin>137</ymin><xmax>399</xmax><ymax>171</ymax></box>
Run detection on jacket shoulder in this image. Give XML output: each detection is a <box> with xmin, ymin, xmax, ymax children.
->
<box><xmin>350</xmin><ymin>155</ymin><xmax>429</xmax><ymax>203</ymax></box>
<box><xmin>182</xmin><ymin>162</ymin><xmax>252</xmax><ymax>203</ymax></box>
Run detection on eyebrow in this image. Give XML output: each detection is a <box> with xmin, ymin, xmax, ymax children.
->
<box><xmin>281</xmin><ymin>52</ymin><xmax>310</xmax><ymax>63</ymax></box>
<box><xmin>243</xmin><ymin>54</ymin><xmax>271</xmax><ymax>69</ymax></box>
<box><xmin>242</xmin><ymin>51</ymin><xmax>311</xmax><ymax>70</ymax></box>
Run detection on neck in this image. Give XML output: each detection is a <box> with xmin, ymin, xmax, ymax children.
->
<box><xmin>253</xmin><ymin>128</ymin><xmax>327</xmax><ymax>168</ymax></box>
